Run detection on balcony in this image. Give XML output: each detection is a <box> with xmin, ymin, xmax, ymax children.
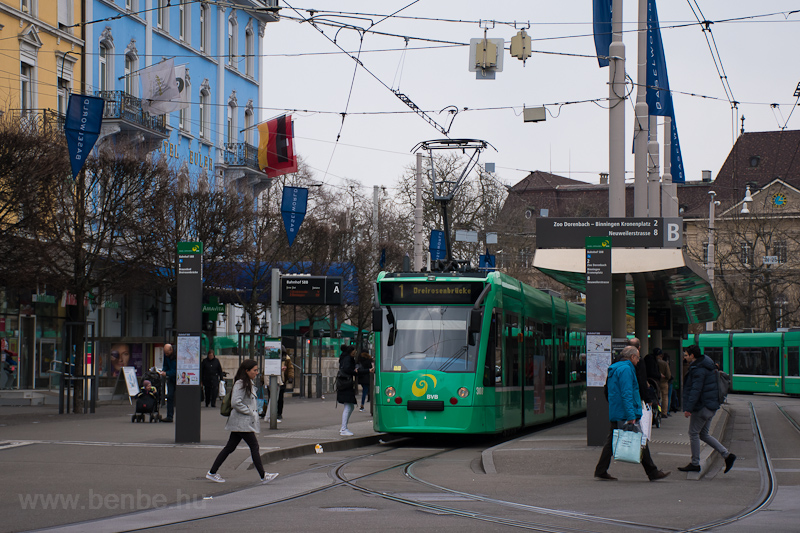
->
<box><xmin>7</xmin><ymin>109</ymin><xmax>66</xmax><ymax>133</ymax></box>
<box><xmin>93</xmin><ymin>91</ymin><xmax>168</xmax><ymax>148</ymax></box>
<box><xmin>221</xmin><ymin>143</ymin><xmax>268</xmax><ymax>190</ymax></box>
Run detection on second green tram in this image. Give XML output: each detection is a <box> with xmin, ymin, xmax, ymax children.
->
<box><xmin>372</xmin><ymin>270</ymin><xmax>587</xmax><ymax>434</ymax></box>
<box><xmin>683</xmin><ymin>331</ymin><xmax>800</xmax><ymax>396</ymax></box>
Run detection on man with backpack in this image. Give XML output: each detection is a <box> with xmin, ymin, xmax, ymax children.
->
<box><xmin>679</xmin><ymin>345</ymin><xmax>736</xmax><ymax>474</ymax></box>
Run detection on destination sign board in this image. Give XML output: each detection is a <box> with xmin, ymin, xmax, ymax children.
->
<box><xmin>281</xmin><ymin>276</ymin><xmax>342</xmax><ymax>305</ymax></box>
<box><xmin>379</xmin><ymin>282</ymin><xmax>484</xmax><ymax>305</ymax></box>
<box><xmin>536</xmin><ymin>218</ymin><xmax>682</xmax><ymax>249</ymax></box>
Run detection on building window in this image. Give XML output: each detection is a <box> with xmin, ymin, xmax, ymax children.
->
<box><xmin>228</xmin><ymin>16</ymin><xmax>238</xmax><ymax>67</ymax></box>
<box><xmin>124</xmin><ymin>56</ymin><xmax>133</xmax><ymax>94</ymax></box>
<box><xmin>245</xmin><ymin>27</ymin><xmax>254</xmax><ymax>77</ymax></box>
<box><xmin>179</xmin><ymin>0</ymin><xmax>191</xmax><ymax>44</ymax></box>
<box><xmin>244</xmin><ymin>108</ymin><xmax>253</xmax><ymax>145</ymax></box>
<box><xmin>57</xmin><ymin>77</ymin><xmax>69</xmax><ymax>116</ymax></box>
<box><xmin>199</xmin><ymin>4</ymin><xmax>208</xmax><ymax>52</ymax></box>
<box><xmin>98</xmin><ymin>44</ymin><xmax>108</xmax><ymax>92</ymax></box>
<box><xmin>227</xmin><ymin>104</ymin><xmax>235</xmax><ymax>144</ymax></box>
<box><xmin>774</xmin><ymin>241</ymin><xmax>787</xmax><ymax>264</ymax></box>
<box><xmin>199</xmin><ymin>91</ymin><xmax>207</xmax><ymax>139</ymax></box>
<box><xmin>703</xmin><ymin>242</ymin><xmax>710</xmax><ymax>266</ymax></box>
<box><xmin>157</xmin><ymin>0</ymin><xmax>168</xmax><ymax>30</ymax></box>
<box><xmin>20</xmin><ymin>63</ymin><xmax>32</xmax><ymax>110</ymax></box>
<box><xmin>57</xmin><ymin>0</ymin><xmax>72</xmax><ymax>31</ymax></box>
<box><xmin>740</xmin><ymin>241</ymin><xmax>754</xmax><ymax>266</ymax></box>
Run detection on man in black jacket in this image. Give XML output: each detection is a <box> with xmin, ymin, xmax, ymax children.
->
<box><xmin>678</xmin><ymin>345</ymin><xmax>736</xmax><ymax>474</ymax></box>
<box><xmin>200</xmin><ymin>350</ymin><xmax>223</xmax><ymax>408</ymax></box>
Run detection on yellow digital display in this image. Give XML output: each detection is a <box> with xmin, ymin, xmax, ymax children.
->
<box><xmin>380</xmin><ymin>282</ymin><xmax>484</xmax><ymax>304</ymax></box>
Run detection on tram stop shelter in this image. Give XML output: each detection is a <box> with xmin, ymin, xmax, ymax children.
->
<box><xmin>533</xmin><ymin>247</ymin><xmax>720</xmax><ymax>327</ymax></box>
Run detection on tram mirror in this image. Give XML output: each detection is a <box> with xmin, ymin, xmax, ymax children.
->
<box><xmin>469</xmin><ymin>309</ymin><xmax>483</xmax><ymax>333</ymax></box>
<box><xmin>372</xmin><ymin>308</ymin><xmax>383</xmax><ymax>332</ymax></box>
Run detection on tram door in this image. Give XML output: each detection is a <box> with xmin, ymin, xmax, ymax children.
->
<box><xmin>18</xmin><ymin>316</ymin><xmax>36</xmax><ymax>389</ymax></box>
<box><xmin>782</xmin><ymin>331</ymin><xmax>800</xmax><ymax>395</ymax></box>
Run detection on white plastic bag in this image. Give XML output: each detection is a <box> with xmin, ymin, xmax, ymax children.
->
<box><xmin>640</xmin><ymin>401</ymin><xmax>653</xmax><ymax>441</ymax></box>
<box><xmin>218</xmin><ymin>380</ymin><xmax>226</xmax><ymax>398</ymax></box>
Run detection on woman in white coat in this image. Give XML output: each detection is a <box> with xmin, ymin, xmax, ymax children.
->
<box><xmin>206</xmin><ymin>359</ymin><xmax>278</xmax><ymax>484</ymax></box>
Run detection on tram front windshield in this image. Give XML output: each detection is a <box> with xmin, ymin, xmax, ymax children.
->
<box><xmin>381</xmin><ymin>306</ymin><xmax>478</xmax><ymax>372</ymax></box>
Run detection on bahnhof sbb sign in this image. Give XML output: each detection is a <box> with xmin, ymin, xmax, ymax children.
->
<box><xmin>535</xmin><ymin>217</ymin><xmax>683</xmax><ymax>249</ymax></box>
<box><xmin>280</xmin><ymin>275</ymin><xmax>343</xmax><ymax>305</ymax></box>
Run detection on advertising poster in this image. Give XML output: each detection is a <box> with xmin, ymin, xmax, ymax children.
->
<box><xmin>100</xmin><ymin>342</ymin><xmax>142</xmax><ymax>378</ymax></box>
<box><xmin>263</xmin><ymin>339</ymin><xmax>282</xmax><ymax>376</ymax></box>
<box><xmin>122</xmin><ymin>367</ymin><xmax>140</xmax><ymax>397</ymax></box>
<box><xmin>176</xmin><ymin>335</ymin><xmax>200</xmax><ymax>385</ymax></box>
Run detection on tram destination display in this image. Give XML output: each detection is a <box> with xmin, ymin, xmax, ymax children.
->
<box><xmin>380</xmin><ymin>282</ymin><xmax>484</xmax><ymax>304</ymax></box>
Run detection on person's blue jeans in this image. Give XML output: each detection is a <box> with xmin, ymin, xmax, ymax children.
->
<box><xmin>341</xmin><ymin>403</ymin><xmax>354</xmax><ymax>431</ymax></box>
<box><xmin>165</xmin><ymin>380</ymin><xmax>175</xmax><ymax>419</ymax></box>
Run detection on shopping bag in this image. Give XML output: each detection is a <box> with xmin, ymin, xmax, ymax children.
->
<box><xmin>612</xmin><ymin>424</ymin><xmax>646</xmax><ymax>464</ymax></box>
<box><xmin>218</xmin><ymin>380</ymin><xmax>226</xmax><ymax>398</ymax></box>
<box><xmin>640</xmin><ymin>402</ymin><xmax>653</xmax><ymax>441</ymax></box>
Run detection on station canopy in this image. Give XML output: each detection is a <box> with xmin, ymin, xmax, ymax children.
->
<box><xmin>533</xmin><ymin>248</ymin><xmax>720</xmax><ymax>324</ymax></box>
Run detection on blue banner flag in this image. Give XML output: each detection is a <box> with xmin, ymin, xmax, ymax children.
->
<box><xmin>646</xmin><ymin>0</ymin><xmax>672</xmax><ymax>117</ymax></box>
<box><xmin>479</xmin><ymin>248</ymin><xmax>496</xmax><ymax>272</ymax></box>
<box><xmin>280</xmin><ymin>186</ymin><xmax>308</xmax><ymax>247</ymax></box>
<box><xmin>429</xmin><ymin>230</ymin><xmax>446</xmax><ymax>261</ymax></box>
<box><xmin>670</xmin><ymin>115</ymin><xmax>685</xmax><ymax>183</ymax></box>
<box><xmin>646</xmin><ymin>0</ymin><xmax>685</xmax><ymax>183</ymax></box>
<box><xmin>64</xmin><ymin>94</ymin><xmax>105</xmax><ymax>180</ymax></box>
<box><xmin>592</xmin><ymin>0</ymin><xmax>612</xmax><ymax>67</ymax></box>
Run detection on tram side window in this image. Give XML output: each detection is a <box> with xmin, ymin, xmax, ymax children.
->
<box><xmin>484</xmin><ymin>311</ymin><xmax>499</xmax><ymax>387</ymax></box>
<box><xmin>556</xmin><ymin>327</ymin><xmax>566</xmax><ymax>385</ymax></box>
<box><xmin>504</xmin><ymin>313</ymin><xmax>520</xmax><ymax>387</ymax></box>
<box><xmin>788</xmin><ymin>347</ymin><xmax>799</xmax><ymax>377</ymax></box>
<box><xmin>524</xmin><ymin>319</ymin><xmax>538</xmax><ymax>387</ymax></box>
<box><xmin>704</xmin><ymin>347</ymin><xmax>724</xmax><ymax>371</ymax></box>
<box><xmin>539</xmin><ymin>323</ymin><xmax>553</xmax><ymax>386</ymax></box>
<box><xmin>733</xmin><ymin>347</ymin><xmax>779</xmax><ymax>376</ymax></box>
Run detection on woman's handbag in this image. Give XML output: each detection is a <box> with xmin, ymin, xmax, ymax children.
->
<box><xmin>219</xmin><ymin>387</ymin><xmax>233</xmax><ymax>417</ymax></box>
<box><xmin>612</xmin><ymin>423</ymin><xmax>646</xmax><ymax>464</ymax></box>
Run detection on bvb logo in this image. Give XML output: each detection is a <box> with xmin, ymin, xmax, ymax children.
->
<box><xmin>411</xmin><ymin>374</ymin><xmax>438</xmax><ymax>397</ymax></box>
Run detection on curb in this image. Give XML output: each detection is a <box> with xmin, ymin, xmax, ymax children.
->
<box><xmin>257</xmin><ymin>434</ymin><xmax>388</xmax><ymax>467</ymax></box>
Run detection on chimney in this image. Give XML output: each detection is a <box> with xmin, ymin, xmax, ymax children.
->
<box><xmin>702</xmin><ymin>170</ymin><xmax>712</xmax><ymax>182</ymax></box>
<box><xmin>599</xmin><ymin>172</ymin><xmax>609</xmax><ymax>185</ymax></box>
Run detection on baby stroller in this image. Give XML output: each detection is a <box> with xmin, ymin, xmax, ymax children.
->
<box><xmin>646</xmin><ymin>378</ymin><xmax>663</xmax><ymax>428</ymax></box>
<box><xmin>132</xmin><ymin>372</ymin><xmax>162</xmax><ymax>423</ymax></box>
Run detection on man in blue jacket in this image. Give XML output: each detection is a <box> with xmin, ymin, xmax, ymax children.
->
<box><xmin>678</xmin><ymin>345</ymin><xmax>736</xmax><ymax>473</ymax></box>
<box><xmin>594</xmin><ymin>346</ymin><xmax>670</xmax><ymax>481</ymax></box>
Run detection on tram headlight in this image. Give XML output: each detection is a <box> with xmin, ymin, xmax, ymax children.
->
<box><xmin>385</xmin><ymin>386</ymin><xmax>396</xmax><ymax>397</ymax></box>
<box><xmin>457</xmin><ymin>387</ymin><xmax>469</xmax><ymax>398</ymax></box>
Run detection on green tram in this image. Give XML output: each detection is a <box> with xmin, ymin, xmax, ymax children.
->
<box><xmin>683</xmin><ymin>331</ymin><xmax>800</xmax><ymax>396</ymax></box>
<box><xmin>372</xmin><ymin>270</ymin><xmax>587</xmax><ymax>434</ymax></box>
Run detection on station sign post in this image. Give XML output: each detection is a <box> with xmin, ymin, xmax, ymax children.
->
<box><xmin>585</xmin><ymin>237</ymin><xmax>612</xmax><ymax>446</ymax></box>
<box><xmin>176</xmin><ymin>241</ymin><xmax>202</xmax><ymax>443</ymax></box>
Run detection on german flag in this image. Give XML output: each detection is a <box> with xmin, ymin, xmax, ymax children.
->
<box><xmin>258</xmin><ymin>114</ymin><xmax>298</xmax><ymax>178</ymax></box>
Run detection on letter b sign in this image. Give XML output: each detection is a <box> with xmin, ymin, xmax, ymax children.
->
<box><xmin>663</xmin><ymin>218</ymin><xmax>683</xmax><ymax>248</ymax></box>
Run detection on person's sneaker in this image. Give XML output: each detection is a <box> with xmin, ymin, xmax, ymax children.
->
<box><xmin>594</xmin><ymin>472</ymin><xmax>617</xmax><ymax>481</ymax></box>
<box><xmin>678</xmin><ymin>463</ymin><xmax>701</xmax><ymax>472</ymax></box>
<box><xmin>277</xmin><ymin>418</ymin><xmax>282</xmax><ymax>423</ymax></box>
<box><xmin>724</xmin><ymin>453</ymin><xmax>736</xmax><ymax>473</ymax></box>
<box><xmin>649</xmin><ymin>470</ymin><xmax>671</xmax><ymax>481</ymax></box>
<box><xmin>340</xmin><ymin>429</ymin><xmax>354</xmax><ymax>436</ymax></box>
<box><xmin>261</xmin><ymin>473</ymin><xmax>279</xmax><ymax>484</ymax></box>
<box><xmin>162</xmin><ymin>418</ymin><xmax>173</xmax><ymax>423</ymax></box>
<box><xmin>359</xmin><ymin>407</ymin><xmax>365</xmax><ymax>412</ymax></box>
<box><xmin>206</xmin><ymin>472</ymin><xmax>225</xmax><ymax>483</ymax></box>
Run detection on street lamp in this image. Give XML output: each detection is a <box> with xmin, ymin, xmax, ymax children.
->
<box><xmin>706</xmin><ymin>191</ymin><xmax>720</xmax><ymax>331</ymax></box>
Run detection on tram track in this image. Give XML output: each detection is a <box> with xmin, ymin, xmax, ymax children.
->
<box><xmin>34</xmin><ymin>402</ymin><xmax>800</xmax><ymax>533</ymax></box>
